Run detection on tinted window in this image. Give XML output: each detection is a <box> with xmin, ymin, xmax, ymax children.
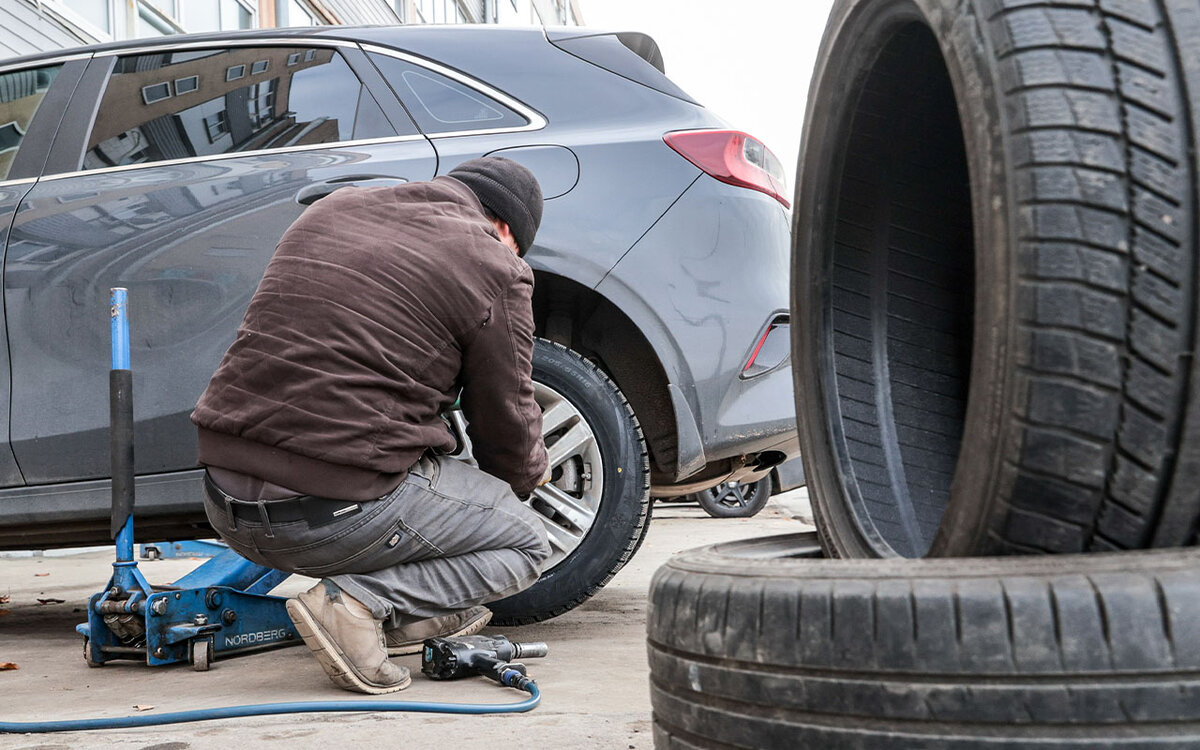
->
<box><xmin>85</xmin><ymin>47</ymin><xmax>402</xmax><ymax>169</ymax></box>
<box><xmin>369</xmin><ymin>53</ymin><xmax>527</xmax><ymax>134</ymax></box>
<box><xmin>0</xmin><ymin>65</ymin><xmax>62</xmax><ymax>181</ymax></box>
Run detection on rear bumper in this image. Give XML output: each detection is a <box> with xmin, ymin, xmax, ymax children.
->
<box><xmin>596</xmin><ymin>176</ymin><xmax>798</xmax><ymax>481</ymax></box>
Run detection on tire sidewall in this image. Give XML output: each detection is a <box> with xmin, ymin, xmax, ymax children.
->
<box><xmin>488</xmin><ymin>338</ymin><xmax>648</xmax><ymax>621</ymax></box>
<box><xmin>920</xmin><ymin>0</ymin><xmax>1015</xmax><ymax>555</ymax></box>
<box><xmin>793</xmin><ymin>0</ymin><xmax>1014</xmax><ymax>557</ymax></box>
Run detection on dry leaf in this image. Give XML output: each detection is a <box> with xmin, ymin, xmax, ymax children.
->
<box><xmin>133</xmin><ymin>705</ymin><xmax>155</xmax><ymax>712</ymax></box>
<box><xmin>34</xmin><ymin>573</ymin><xmax>49</xmax><ymax>577</ymax></box>
<box><xmin>0</xmin><ymin>662</ymin><xmax>18</xmax><ymax>671</ymax></box>
<box><xmin>36</xmin><ymin>598</ymin><xmax>65</xmax><ymax>605</ymax></box>
<box><xmin>0</xmin><ymin>610</ymin><xmax>10</xmax><ymax>616</ymax></box>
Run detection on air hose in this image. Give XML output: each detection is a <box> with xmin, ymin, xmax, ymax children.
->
<box><xmin>0</xmin><ymin>683</ymin><xmax>538</xmax><ymax>733</ymax></box>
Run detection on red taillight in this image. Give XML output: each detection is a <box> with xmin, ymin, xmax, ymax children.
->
<box><xmin>663</xmin><ymin>129</ymin><xmax>790</xmax><ymax>208</ymax></box>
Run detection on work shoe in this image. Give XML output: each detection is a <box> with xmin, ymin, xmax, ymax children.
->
<box><xmin>285</xmin><ymin>580</ymin><xmax>412</xmax><ymax>694</ymax></box>
<box><xmin>385</xmin><ymin>606</ymin><xmax>493</xmax><ymax>656</ymax></box>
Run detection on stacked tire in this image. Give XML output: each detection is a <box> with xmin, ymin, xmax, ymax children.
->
<box><xmin>650</xmin><ymin>534</ymin><xmax>1200</xmax><ymax>748</ymax></box>
<box><xmin>649</xmin><ymin>0</ymin><xmax>1200</xmax><ymax>746</ymax></box>
<box><xmin>794</xmin><ymin>0</ymin><xmax>1200</xmax><ymax>559</ymax></box>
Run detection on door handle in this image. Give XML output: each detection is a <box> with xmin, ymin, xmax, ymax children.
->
<box><xmin>295</xmin><ymin>175</ymin><xmax>409</xmax><ymax>206</ymax></box>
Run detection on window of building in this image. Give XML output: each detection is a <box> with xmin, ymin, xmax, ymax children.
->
<box><xmin>368</xmin><ymin>54</ymin><xmax>527</xmax><ymax>134</ymax></box>
<box><xmin>50</xmin><ymin>0</ymin><xmax>265</xmax><ymax>40</ymax></box>
<box><xmin>140</xmin><ymin>82</ymin><xmax>172</xmax><ymax>105</ymax></box>
<box><xmin>0</xmin><ymin>123</ymin><xmax>23</xmax><ymax>154</ymax></box>
<box><xmin>59</xmin><ymin>0</ymin><xmax>111</xmax><ymax>33</ymax></box>
<box><xmin>222</xmin><ymin>0</ymin><xmax>253</xmax><ymax>29</ymax></box>
<box><xmin>287</xmin><ymin>0</ymin><xmax>318</xmax><ymax>26</ymax></box>
<box><xmin>246</xmin><ymin>82</ymin><xmax>276</xmax><ymax>129</ymax></box>
<box><xmin>185</xmin><ymin>1</ymin><xmax>220</xmax><ymax>30</ymax></box>
<box><xmin>182</xmin><ymin>0</ymin><xmax>255</xmax><ymax>31</ymax></box>
<box><xmin>0</xmin><ymin>65</ymin><xmax>62</xmax><ymax>181</ymax></box>
<box><xmin>202</xmin><ymin>110</ymin><xmax>229</xmax><ymax>143</ymax></box>
<box><xmin>413</xmin><ymin>0</ymin><xmax>474</xmax><ymax>24</ymax></box>
<box><xmin>83</xmin><ymin>47</ymin><xmax>403</xmax><ymax>170</ymax></box>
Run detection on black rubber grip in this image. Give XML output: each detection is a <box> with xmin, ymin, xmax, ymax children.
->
<box><xmin>109</xmin><ymin>369</ymin><xmax>134</xmax><ymax>539</ymax></box>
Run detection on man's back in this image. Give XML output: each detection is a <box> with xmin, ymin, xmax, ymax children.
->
<box><xmin>192</xmin><ymin>175</ymin><xmax>544</xmax><ymax>500</ymax></box>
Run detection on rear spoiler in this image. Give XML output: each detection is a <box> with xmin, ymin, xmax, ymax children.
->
<box><xmin>545</xmin><ymin>29</ymin><xmax>697</xmax><ymax>105</ymax></box>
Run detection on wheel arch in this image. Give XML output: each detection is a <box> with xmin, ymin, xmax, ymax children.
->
<box><xmin>531</xmin><ymin>271</ymin><xmax>681</xmax><ymax>482</ymax></box>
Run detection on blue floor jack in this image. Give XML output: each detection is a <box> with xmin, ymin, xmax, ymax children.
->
<box><xmin>77</xmin><ymin>288</ymin><xmax>300</xmax><ymax>671</ymax></box>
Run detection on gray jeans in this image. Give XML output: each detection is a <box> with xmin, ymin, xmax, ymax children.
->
<box><xmin>203</xmin><ymin>454</ymin><xmax>551</xmax><ymax>628</ymax></box>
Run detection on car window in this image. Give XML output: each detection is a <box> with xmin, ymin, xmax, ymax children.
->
<box><xmin>368</xmin><ymin>53</ymin><xmax>527</xmax><ymax>134</ymax></box>
<box><xmin>84</xmin><ymin>47</ymin><xmax>403</xmax><ymax>170</ymax></box>
<box><xmin>0</xmin><ymin>64</ymin><xmax>62</xmax><ymax>181</ymax></box>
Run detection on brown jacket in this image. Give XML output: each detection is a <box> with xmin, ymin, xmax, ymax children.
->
<box><xmin>191</xmin><ymin>176</ymin><xmax>547</xmax><ymax>499</ymax></box>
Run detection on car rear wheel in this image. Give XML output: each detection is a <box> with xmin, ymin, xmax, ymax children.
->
<box><xmin>793</xmin><ymin>0</ymin><xmax>1200</xmax><ymax>557</ymax></box>
<box><xmin>689</xmin><ymin>476</ymin><xmax>772</xmax><ymax>519</ymax></box>
<box><xmin>488</xmin><ymin>339</ymin><xmax>650</xmax><ymax>624</ymax></box>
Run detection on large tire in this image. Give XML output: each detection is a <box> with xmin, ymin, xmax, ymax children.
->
<box><xmin>793</xmin><ymin>0</ymin><xmax>1200</xmax><ymax>557</ymax></box>
<box><xmin>489</xmin><ymin>339</ymin><xmax>650</xmax><ymax>624</ymax></box>
<box><xmin>648</xmin><ymin>534</ymin><xmax>1200</xmax><ymax>748</ymax></box>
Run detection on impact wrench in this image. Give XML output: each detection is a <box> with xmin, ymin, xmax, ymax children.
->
<box><xmin>423</xmin><ymin>634</ymin><xmax>548</xmax><ymax>690</ymax></box>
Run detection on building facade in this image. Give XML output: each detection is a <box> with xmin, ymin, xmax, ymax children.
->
<box><xmin>0</xmin><ymin>0</ymin><xmax>584</xmax><ymax>59</ymax></box>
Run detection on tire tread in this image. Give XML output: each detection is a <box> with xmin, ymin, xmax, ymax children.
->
<box><xmin>993</xmin><ymin>0</ymin><xmax>1196</xmax><ymax>553</ymax></box>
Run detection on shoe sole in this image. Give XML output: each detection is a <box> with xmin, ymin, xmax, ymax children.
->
<box><xmin>285</xmin><ymin>598</ymin><xmax>412</xmax><ymax>695</ymax></box>
<box><xmin>386</xmin><ymin>610</ymin><xmax>494</xmax><ymax>656</ymax></box>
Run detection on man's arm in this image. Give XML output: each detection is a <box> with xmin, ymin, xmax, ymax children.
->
<box><xmin>459</xmin><ymin>272</ymin><xmax>548</xmax><ymax>496</ymax></box>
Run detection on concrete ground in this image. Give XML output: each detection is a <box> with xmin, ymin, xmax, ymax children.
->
<box><xmin>0</xmin><ymin>490</ymin><xmax>813</xmax><ymax>749</ymax></box>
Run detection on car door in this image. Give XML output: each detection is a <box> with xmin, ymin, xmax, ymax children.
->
<box><xmin>0</xmin><ymin>55</ymin><xmax>88</xmax><ymax>490</ymax></box>
<box><xmin>6</xmin><ymin>40</ymin><xmax>437</xmax><ymax>484</ymax></box>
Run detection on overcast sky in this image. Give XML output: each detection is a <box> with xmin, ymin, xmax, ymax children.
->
<box><xmin>581</xmin><ymin>0</ymin><xmax>838</xmax><ymax>189</ymax></box>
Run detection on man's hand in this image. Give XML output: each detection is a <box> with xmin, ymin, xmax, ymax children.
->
<box><xmin>537</xmin><ymin>466</ymin><xmax>553</xmax><ymax>487</ymax></box>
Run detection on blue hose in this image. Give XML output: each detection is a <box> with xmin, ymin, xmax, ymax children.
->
<box><xmin>0</xmin><ymin>683</ymin><xmax>539</xmax><ymax>733</ymax></box>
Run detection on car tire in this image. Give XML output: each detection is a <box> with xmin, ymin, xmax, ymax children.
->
<box><xmin>489</xmin><ymin>339</ymin><xmax>650</xmax><ymax>625</ymax></box>
<box><xmin>793</xmin><ymin>0</ymin><xmax>1200</xmax><ymax>557</ymax></box>
<box><xmin>689</xmin><ymin>476</ymin><xmax>772</xmax><ymax>519</ymax></box>
<box><xmin>648</xmin><ymin>533</ymin><xmax>1200</xmax><ymax>749</ymax></box>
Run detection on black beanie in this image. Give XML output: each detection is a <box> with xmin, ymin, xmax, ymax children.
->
<box><xmin>449</xmin><ymin>156</ymin><xmax>544</xmax><ymax>257</ymax></box>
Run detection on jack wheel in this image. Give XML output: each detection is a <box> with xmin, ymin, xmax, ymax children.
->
<box><xmin>191</xmin><ymin>637</ymin><xmax>213</xmax><ymax>672</ymax></box>
<box><xmin>83</xmin><ymin>638</ymin><xmax>103</xmax><ymax>668</ymax></box>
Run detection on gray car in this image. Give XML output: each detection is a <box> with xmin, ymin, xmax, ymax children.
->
<box><xmin>0</xmin><ymin>25</ymin><xmax>795</xmax><ymax>621</ymax></box>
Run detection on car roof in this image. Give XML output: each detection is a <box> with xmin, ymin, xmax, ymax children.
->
<box><xmin>0</xmin><ymin>24</ymin><xmax>555</xmax><ymax>68</ymax></box>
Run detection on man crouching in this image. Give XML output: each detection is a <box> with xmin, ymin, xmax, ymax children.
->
<box><xmin>191</xmin><ymin>157</ymin><xmax>551</xmax><ymax>693</ymax></box>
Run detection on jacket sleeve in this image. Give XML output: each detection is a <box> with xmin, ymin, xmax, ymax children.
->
<box><xmin>459</xmin><ymin>270</ymin><xmax>548</xmax><ymax>495</ymax></box>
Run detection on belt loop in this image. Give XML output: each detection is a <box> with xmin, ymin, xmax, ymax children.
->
<box><xmin>256</xmin><ymin>501</ymin><xmax>275</xmax><ymax>538</ymax></box>
<box><xmin>223</xmin><ymin>495</ymin><xmax>238</xmax><ymax>531</ymax></box>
